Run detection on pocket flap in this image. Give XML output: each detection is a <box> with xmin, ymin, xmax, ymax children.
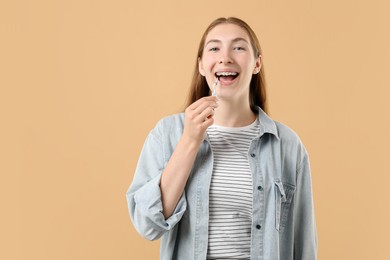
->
<box><xmin>274</xmin><ymin>180</ymin><xmax>287</xmax><ymax>203</ymax></box>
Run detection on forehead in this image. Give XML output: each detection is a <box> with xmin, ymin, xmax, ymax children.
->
<box><xmin>205</xmin><ymin>23</ymin><xmax>251</xmax><ymax>43</ymax></box>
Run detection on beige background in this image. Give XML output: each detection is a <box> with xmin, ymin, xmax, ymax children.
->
<box><xmin>1</xmin><ymin>0</ymin><xmax>389</xmax><ymax>259</ymax></box>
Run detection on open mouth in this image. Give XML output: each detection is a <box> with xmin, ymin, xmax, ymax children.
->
<box><xmin>215</xmin><ymin>71</ymin><xmax>239</xmax><ymax>82</ymax></box>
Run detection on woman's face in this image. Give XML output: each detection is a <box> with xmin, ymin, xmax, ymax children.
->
<box><xmin>199</xmin><ymin>23</ymin><xmax>261</xmax><ymax>102</ymax></box>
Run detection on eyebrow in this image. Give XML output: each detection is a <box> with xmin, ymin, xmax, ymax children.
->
<box><xmin>205</xmin><ymin>37</ymin><xmax>249</xmax><ymax>46</ymax></box>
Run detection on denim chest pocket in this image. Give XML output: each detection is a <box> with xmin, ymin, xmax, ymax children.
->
<box><xmin>274</xmin><ymin>179</ymin><xmax>296</xmax><ymax>232</ymax></box>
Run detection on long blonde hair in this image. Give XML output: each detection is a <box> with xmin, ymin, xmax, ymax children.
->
<box><xmin>185</xmin><ymin>17</ymin><xmax>268</xmax><ymax>114</ymax></box>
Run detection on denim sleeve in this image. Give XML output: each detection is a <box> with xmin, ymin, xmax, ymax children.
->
<box><xmin>293</xmin><ymin>153</ymin><xmax>318</xmax><ymax>259</ymax></box>
<box><xmin>126</xmin><ymin>121</ymin><xmax>187</xmax><ymax>241</ymax></box>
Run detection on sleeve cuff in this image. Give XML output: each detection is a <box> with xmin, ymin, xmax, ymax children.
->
<box><xmin>132</xmin><ymin>173</ymin><xmax>187</xmax><ymax>238</ymax></box>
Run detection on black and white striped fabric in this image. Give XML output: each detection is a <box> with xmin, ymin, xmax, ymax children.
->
<box><xmin>206</xmin><ymin>119</ymin><xmax>260</xmax><ymax>259</ymax></box>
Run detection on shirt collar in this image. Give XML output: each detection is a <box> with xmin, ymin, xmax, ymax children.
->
<box><xmin>256</xmin><ymin>107</ymin><xmax>280</xmax><ymax>140</ymax></box>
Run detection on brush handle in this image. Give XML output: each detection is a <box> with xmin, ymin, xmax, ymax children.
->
<box><xmin>212</xmin><ymin>79</ymin><xmax>218</xmax><ymax>97</ymax></box>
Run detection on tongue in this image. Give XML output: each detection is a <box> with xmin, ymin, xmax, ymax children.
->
<box><xmin>219</xmin><ymin>76</ymin><xmax>235</xmax><ymax>82</ymax></box>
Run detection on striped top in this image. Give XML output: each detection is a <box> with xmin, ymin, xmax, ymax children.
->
<box><xmin>206</xmin><ymin>118</ymin><xmax>260</xmax><ymax>259</ymax></box>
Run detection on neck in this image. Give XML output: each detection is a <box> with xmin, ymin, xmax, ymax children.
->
<box><xmin>213</xmin><ymin>100</ymin><xmax>256</xmax><ymax>127</ymax></box>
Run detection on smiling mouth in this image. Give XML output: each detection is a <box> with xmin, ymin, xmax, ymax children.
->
<box><xmin>215</xmin><ymin>71</ymin><xmax>239</xmax><ymax>81</ymax></box>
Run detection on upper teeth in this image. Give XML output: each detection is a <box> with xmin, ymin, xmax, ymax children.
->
<box><xmin>216</xmin><ymin>72</ymin><xmax>238</xmax><ymax>76</ymax></box>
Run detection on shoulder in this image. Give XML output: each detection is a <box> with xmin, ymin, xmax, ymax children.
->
<box><xmin>274</xmin><ymin>120</ymin><xmax>302</xmax><ymax>144</ymax></box>
<box><xmin>155</xmin><ymin>113</ymin><xmax>185</xmax><ymax>130</ymax></box>
<box><xmin>257</xmin><ymin>108</ymin><xmax>302</xmax><ymax>147</ymax></box>
<box><xmin>150</xmin><ymin>113</ymin><xmax>185</xmax><ymax>140</ymax></box>
<box><xmin>273</xmin><ymin>120</ymin><xmax>309</xmax><ymax>164</ymax></box>
<box><xmin>257</xmin><ymin>107</ymin><xmax>307</xmax><ymax>158</ymax></box>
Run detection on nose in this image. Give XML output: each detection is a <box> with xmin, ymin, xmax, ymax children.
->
<box><xmin>218</xmin><ymin>49</ymin><xmax>233</xmax><ymax>64</ymax></box>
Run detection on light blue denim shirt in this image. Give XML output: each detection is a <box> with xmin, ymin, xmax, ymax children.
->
<box><xmin>126</xmin><ymin>108</ymin><xmax>317</xmax><ymax>260</ymax></box>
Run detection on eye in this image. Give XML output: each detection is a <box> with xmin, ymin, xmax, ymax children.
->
<box><xmin>209</xmin><ymin>47</ymin><xmax>219</xmax><ymax>52</ymax></box>
<box><xmin>234</xmin><ymin>46</ymin><xmax>246</xmax><ymax>51</ymax></box>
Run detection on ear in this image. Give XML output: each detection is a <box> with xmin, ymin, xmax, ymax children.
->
<box><xmin>198</xmin><ymin>57</ymin><xmax>205</xmax><ymax>76</ymax></box>
<box><xmin>253</xmin><ymin>55</ymin><xmax>262</xmax><ymax>74</ymax></box>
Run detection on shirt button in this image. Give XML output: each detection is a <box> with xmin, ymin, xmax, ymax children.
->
<box><xmin>257</xmin><ymin>186</ymin><xmax>263</xmax><ymax>191</ymax></box>
<box><xmin>256</xmin><ymin>224</ymin><xmax>261</xmax><ymax>230</ymax></box>
<box><xmin>250</xmin><ymin>153</ymin><xmax>256</xmax><ymax>158</ymax></box>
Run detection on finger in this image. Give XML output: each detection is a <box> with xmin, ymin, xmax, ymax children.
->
<box><xmin>192</xmin><ymin>100</ymin><xmax>218</xmax><ymax>117</ymax></box>
<box><xmin>194</xmin><ymin>105</ymin><xmax>215</xmax><ymax>124</ymax></box>
<box><xmin>201</xmin><ymin>114</ymin><xmax>215</xmax><ymax>129</ymax></box>
<box><xmin>187</xmin><ymin>96</ymin><xmax>218</xmax><ymax>111</ymax></box>
<box><xmin>185</xmin><ymin>101</ymin><xmax>217</xmax><ymax>123</ymax></box>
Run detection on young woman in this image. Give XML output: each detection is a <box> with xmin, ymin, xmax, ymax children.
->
<box><xmin>126</xmin><ymin>17</ymin><xmax>317</xmax><ymax>260</ymax></box>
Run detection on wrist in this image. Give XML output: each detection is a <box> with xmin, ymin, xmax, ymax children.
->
<box><xmin>179</xmin><ymin>133</ymin><xmax>203</xmax><ymax>153</ymax></box>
